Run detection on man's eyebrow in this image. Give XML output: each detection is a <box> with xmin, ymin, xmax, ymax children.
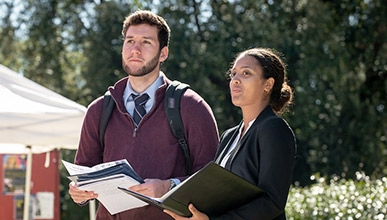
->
<box><xmin>125</xmin><ymin>35</ymin><xmax>155</xmax><ymax>40</ymax></box>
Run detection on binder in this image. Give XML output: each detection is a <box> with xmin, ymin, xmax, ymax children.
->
<box><xmin>118</xmin><ymin>162</ymin><xmax>264</xmax><ymax>217</ymax></box>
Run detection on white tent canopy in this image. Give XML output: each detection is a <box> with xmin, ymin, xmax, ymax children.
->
<box><xmin>0</xmin><ymin>64</ymin><xmax>86</xmax><ymax>151</ymax></box>
<box><xmin>0</xmin><ymin>64</ymin><xmax>87</xmax><ymax>220</ymax></box>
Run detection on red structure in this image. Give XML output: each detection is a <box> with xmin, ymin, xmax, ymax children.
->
<box><xmin>0</xmin><ymin>150</ymin><xmax>60</xmax><ymax>220</ymax></box>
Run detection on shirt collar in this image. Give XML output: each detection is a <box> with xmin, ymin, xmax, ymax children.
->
<box><xmin>239</xmin><ymin>118</ymin><xmax>256</xmax><ymax>137</ymax></box>
<box><xmin>123</xmin><ymin>72</ymin><xmax>164</xmax><ymax>109</ymax></box>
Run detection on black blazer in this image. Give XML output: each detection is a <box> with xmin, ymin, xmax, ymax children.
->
<box><xmin>212</xmin><ymin>106</ymin><xmax>296</xmax><ymax>220</ymax></box>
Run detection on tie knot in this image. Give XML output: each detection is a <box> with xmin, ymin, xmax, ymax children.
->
<box><xmin>132</xmin><ymin>93</ymin><xmax>149</xmax><ymax>106</ymax></box>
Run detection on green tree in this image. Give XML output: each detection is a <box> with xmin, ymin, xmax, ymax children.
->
<box><xmin>288</xmin><ymin>0</ymin><xmax>387</xmax><ymax>184</ymax></box>
<box><xmin>1</xmin><ymin>0</ymin><xmax>387</xmax><ymax>217</ymax></box>
<box><xmin>157</xmin><ymin>0</ymin><xmax>387</xmax><ymax>185</ymax></box>
<box><xmin>0</xmin><ymin>1</ymin><xmax>26</xmax><ymax>68</ymax></box>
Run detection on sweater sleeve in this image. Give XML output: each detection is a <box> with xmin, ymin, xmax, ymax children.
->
<box><xmin>74</xmin><ymin>97</ymin><xmax>104</xmax><ymax>167</ymax></box>
<box><xmin>179</xmin><ymin>89</ymin><xmax>219</xmax><ymax>175</ymax></box>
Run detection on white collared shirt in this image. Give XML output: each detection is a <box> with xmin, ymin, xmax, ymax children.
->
<box><xmin>219</xmin><ymin>119</ymin><xmax>256</xmax><ymax>167</ymax></box>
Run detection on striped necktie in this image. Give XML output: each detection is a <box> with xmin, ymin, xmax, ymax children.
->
<box><xmin>131</xmin><ymin>93</ymin><xmax>149</xmax><ymax>127</ymax></box>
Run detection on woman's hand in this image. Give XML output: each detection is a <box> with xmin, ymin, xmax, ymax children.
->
<box><xmin>164</xmin><ymin>204</ymin><xmax>209</xmax><ymax>220</ymax></box>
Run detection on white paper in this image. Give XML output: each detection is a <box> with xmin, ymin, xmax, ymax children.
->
<box><xmin>62</xmin><ymin>159</ymin><xmax>148</xmax><ymax>214</ymax></box>
<box><xmin>61</xmin><ymin>159</ymin><xmax>129</xmax><ymax>176</ymax></box>
<box><xmin>79</xmin><ymin>175</ymin><xmax>148</xmax><ymax>214</ymax></box>
<box><xmin>33</xmin><ymin>192</ymin><xmax>54</xmax><ymax>219</ymax></box>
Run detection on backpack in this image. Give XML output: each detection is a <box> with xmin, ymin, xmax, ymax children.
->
<box><xmin>98</xmin><ymin>80</ymin><xmax>191</xmax><ymax>175</ymax></box>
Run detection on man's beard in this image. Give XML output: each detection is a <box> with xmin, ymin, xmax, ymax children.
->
<box><xmin>122</xmin><ymin>52</ymin><xmax>161</xmax><ymax>77</ymax></box>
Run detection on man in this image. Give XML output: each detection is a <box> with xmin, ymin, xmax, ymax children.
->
<box><xmin>68</xmin><ymin>10</ymin><xmax>219</xmax><ymax>220</ymax></box>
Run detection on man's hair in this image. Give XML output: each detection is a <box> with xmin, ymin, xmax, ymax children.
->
<box><xmin>122</xmin><ymin>10</ymin><xmax>170</xmax><ymax>50</ymax></box>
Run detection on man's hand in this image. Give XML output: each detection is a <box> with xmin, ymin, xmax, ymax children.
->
<box><xmin>68</xmin><ymin>182</ymin><xmax>98</xmax><ymax>204</ymax></box>
<box><xmin>129</xmin><ymin>178</ymin><xmax>170</xmax><ymax>198</ymax></box>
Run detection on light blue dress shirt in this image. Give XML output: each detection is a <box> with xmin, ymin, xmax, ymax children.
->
<box><xmin>123</xmin><ymin>72</ymin><xmax>163</xmax><ymax>116</ymax></box>
<box><xmin>122</xmin><ymin>72</ymin><xmax>180</xmax><ymax>187</ymax></box>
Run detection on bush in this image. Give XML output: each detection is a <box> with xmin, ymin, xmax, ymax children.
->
<box><xmin>286</xmin><ymin>172</ymin><xmax>387</xmax><ymax>219</ymax></box>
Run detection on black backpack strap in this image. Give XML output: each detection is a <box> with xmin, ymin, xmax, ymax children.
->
<box><xmin>164</xmin><ymin>81</ymin><xmax>191</xmax><ymax>175</ymax></box>
<box><xmin>99</xmin><ymin>91</ymin><xmax>115</xmax><ymax>151</ymax></box>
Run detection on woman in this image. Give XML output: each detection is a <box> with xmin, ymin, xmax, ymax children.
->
<box><xmin>165</xmin><ymin>47</ymin><xmax>296</xmax><ymax>220</ymax></box>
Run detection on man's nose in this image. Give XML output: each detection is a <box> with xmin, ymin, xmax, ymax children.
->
<box><xmin>131</xmin><ymin>43</ymin><xmax>141</xmax><ymax>54</ymax></box>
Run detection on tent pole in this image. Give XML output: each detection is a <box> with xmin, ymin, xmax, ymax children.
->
<box><xmin>23</xmin><ymin>145</ymin><xmax>33</xmax><ymax>220</ymax></box>
<box><xmin>89</xmin><ymin>199</ymin><xmax>96</xmax><ymax>220</ymax></box>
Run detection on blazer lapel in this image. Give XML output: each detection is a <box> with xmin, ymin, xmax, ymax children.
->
<box><xmin>217</xmin><ymin>106</ymin><xmax>277</xmax><ymax>168</ymax></box>
<box><xmin>225</xmin><ymin>125</ymin><xmax>252</xmax><ymax>168</ymax></box>
<box><xmin>215</xmin><ymin>122</ymin><xmax>241</xmax><ymax>165</ymax></box>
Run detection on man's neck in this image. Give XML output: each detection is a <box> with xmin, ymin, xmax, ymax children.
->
<box><xmin>129</xmin><ymin>71</ymin><xmax>160</xmax><ymax>93</ymax></box>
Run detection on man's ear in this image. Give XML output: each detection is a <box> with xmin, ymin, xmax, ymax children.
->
<box><xmin>159</xmin><ymin>47</ymin><xmax>169</xmax><ymax>62</ymax></box>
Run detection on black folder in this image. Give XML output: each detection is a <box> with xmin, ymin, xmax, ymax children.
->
<box><xmin>118</xmin><ymin>162</ymin><xmax>264</xmax><ymax>217</ymax></box>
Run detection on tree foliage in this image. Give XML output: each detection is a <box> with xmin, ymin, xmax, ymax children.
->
<box><xmin>1</xmin><ymin>0</ymin><xmax>386</xmax><ymax>218</ymax></box>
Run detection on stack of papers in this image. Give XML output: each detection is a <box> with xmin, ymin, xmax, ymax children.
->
<box><xmin>62</xmin><ymin>159</ymin><xmax>147</xmax><ymax>214</ymax></box>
